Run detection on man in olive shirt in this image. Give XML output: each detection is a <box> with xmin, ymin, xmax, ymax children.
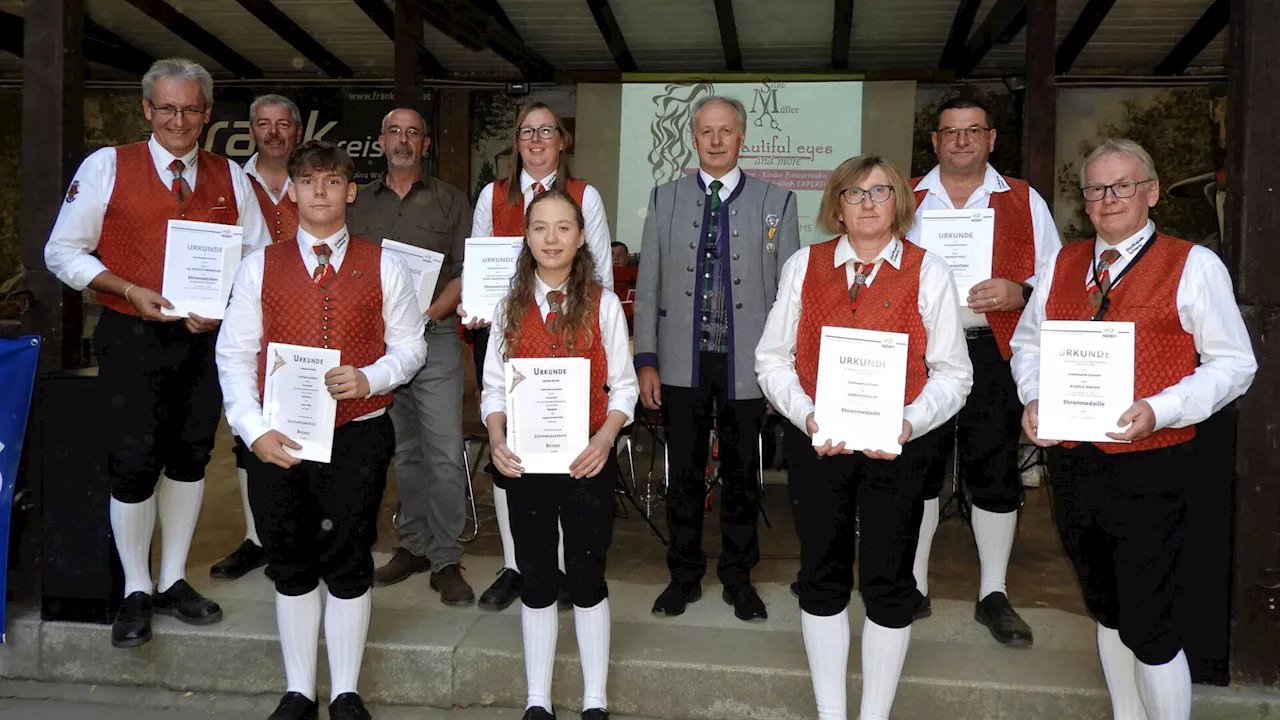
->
<box><xmin>347</xmin><ymin>107</ymin><xmax>475</xmax><ymax>605</ymax></box>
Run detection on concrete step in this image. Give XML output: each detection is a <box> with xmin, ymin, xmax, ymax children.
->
<box><xmin>3</xmin><ymin>554</ymin><xmax>1279</xmax><ymax>719</ymax></box>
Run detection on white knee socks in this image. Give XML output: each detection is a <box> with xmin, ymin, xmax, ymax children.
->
<box><xmin>801</xmin><ymin>610</ymin><xmax>849</xmax><ymax>720</ymax></box>
<box><xmin>110</xmin><ymin>495</ymin><xmax>156</xmax><ymax>597</ymax></box>
<box><xmin>1135</xmin><ymin>649</ymin><xmax>1191</xmax><ymax>720</ymax></box>
<box><xmin>495</xmin><ymin>485</ymin><xmax>567</xmax><ymax>575</ymax></box>
<box><xmin>276</xmin><ymin>589</ymin><xmax>322</xmax><ymax>700</ymax></box>
<box><xmin>238</xmin><ymin>468</ymin><xmax>260</xmax><ymax>546</ymax></box>
<box><xmin>859</xmin><ymin>618</ymin><xmax>911</xmax><ymax>720</ymax></box>
<box><xmin>575</xmin><ymin>599</ymin><xmax>610</xmax><ymax>710</ymax></box>
<box><xmin>972</xmin><ymin>506</ymin><xmax>1017</xmax><ymax>601</ymax></box>
<box><xmin>325</xmin><ymin>590</ymin><xmax>372</xmax><ymax>701</ymax></box>
<box><xmin>1096</xmin><ymin>624</ymin><xmax>1146</xmax><ymax>720</ymax></box>
<box><xmin>913</xmin><ymin>498</ymin><xmax>939</xmax><ymax>597</ymax></box>
<box><xmin>156</xmin><ymin>475</ymin><xmax>204</xmax><ymax>593</ymax></box>
<box><xmin>522</xmin><ymin>603</ymin><xmax>559</xmax><ymax>710</ymax></box>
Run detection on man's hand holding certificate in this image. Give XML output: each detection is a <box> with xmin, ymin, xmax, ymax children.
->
<box><xmin>505</xmin><ymin>357</ymin><xmax>590</xmax><ymax>474</ymax></box>
<box><xmin>1034</xmin><ymin>320</ymin><xmax>1136</xmax><ymax>444</ymax></box>
<box><xmin>261</xmin><ymin>342</ymin><xmax>341</xmax><ymax>464</ymax></box>
<box><xmin>462</xmin><ymin>237</ymin><xmax>524</xmax><ymax>323</ymax></box>
<box><xmin>811</xmin><ymin>327</ymin><xmax>910</xmax><ymax>456</ymax></box>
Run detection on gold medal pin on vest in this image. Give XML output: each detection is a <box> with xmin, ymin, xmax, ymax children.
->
<box><xmin>766</xmin><ymin>213</ymin><xmax>780</xmax><ymax>243</ymax></box>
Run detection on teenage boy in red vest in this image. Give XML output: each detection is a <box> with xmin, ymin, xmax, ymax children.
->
<box><xmin>216</xmin><ymin>141</ymin><xmax>427</xmax><ymax>720</ymax></box>
<box><xmin>44</xmin><ymin>57</ymin><xmax>270</xmax><ymax>650</ymax></box>
<box><xmin>1013</xmin><ymin>140</ymin><xmax>1255</xmax><ymax>720</ymax></box>
<box><xmin>211</xmin><ymin>93</ymin><xmax>303</xmax><ymax>582</ymax></box>
<box><xmin>906</xmin><ymin>96</ymin><xmax>1061</xmax><ymax>646</ymax></box>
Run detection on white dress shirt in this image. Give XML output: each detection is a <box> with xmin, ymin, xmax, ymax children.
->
<box><xmin>45</xmin><ymin>135</ymin><xmax>271</xmax><ymax>291</ymax></box>
<box><xmin>472</xmin><ymin>169</ymin><xmax>614</xmax><ymax>291</ymax></box>
<box><xmin>699</xmin><ymin>166</ymin><xmax>743</xmax><ymax>203</ymax></box>
<box><xmin>1010</xmin><ymin>220</ymin><xmax>1257</xmax><ymax>430</ymax></box>
<box><xmin>907</xmin><ymin>163</ymin><xmax>1061</xmax><ymax>329</ymax></box>
<box><xmin>755</xmin><ymin>236</ymin><xmax>974</xmax><ymax>440</ymax></box>
<box><xmin>480</xmin><ymin>273</ymin><xmax>638</xmax><ymax>429</ymax></box>
<box><xmin>216</xmin><ymin>225</ymin><xmax>429</xmax><ymax>448</ymax></box>
<box><xmin>244</xmin><ymin>152</ymin><xmax>292</xmax><ymax>206</ymax></box>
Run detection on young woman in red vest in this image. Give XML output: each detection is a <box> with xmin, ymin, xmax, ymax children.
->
<box><xmin>755</xmin><ymin>156</ymin><xmax>972</xmax><ymax>720</ymax></box>
<box><xmin>217</xmin><ymin>141</ymin><xmax>428</xmax><ymax>720</ymax></box>
<box><xmin>467</xmin><ymin>102</ymin><xmax>616</xmax><ymax>613</ymax></box>
<box><xmin>480</xmin><ymin>189</ymin><xmax>637</xmax><ymax>720</ymax></box>
<box><xmin>1013</xmin><ymin>140</ymin><xmax>1256</xmax><ymax>720</ymax></box>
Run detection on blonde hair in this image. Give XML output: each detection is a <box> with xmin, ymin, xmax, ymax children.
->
<box><xmin>817</xmin><ymin>155</ymin><xmax>916</xmax><ymax>237</ymax></box>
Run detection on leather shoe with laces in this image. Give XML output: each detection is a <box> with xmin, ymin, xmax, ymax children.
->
<box><xmin>430</xmin><ymin>564</ymin><xmax>476</xmax><ymax>606</ymax></box>
<box><xmin>153</xmin><ymin>580</ymin><xmax>223</xmax><ymax>625</ymax></box>
<box><xmin>651</xmin><ymin>580</ymin><xmax>701</xmax><ymax>616</ymax></box>
<box><xmin>581</xmin><ymin>708</ymin><xmax>609</xmax><ymax>720</ymax></box>
<box><xmin>111</xmin><ymin>591</ymin><xmax>152</xmax><ymax>649</ymax></box>
<box><xmin>521</xmin><ymin>707</ymin><xmax>556</xmax><ymax>720</ymax></box>
<box><xmin>975</xmin><ymin>592</ymin><xmax>1034</xmax><ymax>647</ymax></box>
<box><xmin>373</xmin><ymin>547</ymin><xmax>431</xmax><ymax>586</ymax></box>
<box><xmin>478</xmin><ymin>568</ymin><xmax>521</xmax><ymax>611</ymax></box>
<box><xmin>267</xmin><ymin>691</ymin><xmax>318</xmax><ymax>720</ymax></box>
<box><xmin>328</xmin><ymin>693</ymin><xmax>371</xmax><ymax>720</ymax></box>
<box><xmin>209</xmin><ymin>538</ymin><xmax>267</xmax><ymax>580</ymax></box>
<box><xmin>914</xmin><ymin>595</ymin><xmax>932</xmax><ymax>621</ymax></box>
<box><xmin>722</xmin><ymin>582</ymin><xmax>767</xmax><ymax>621</ymax></box>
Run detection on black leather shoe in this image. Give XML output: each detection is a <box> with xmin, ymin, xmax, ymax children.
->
<box><xmin>722</xmin><ymin>583</ymin><xmax>767</xmax><ymax>621</ymax></box>
<box><xmin>209</xmin><ymin>539</ymin><xmax>267</xmax><ymax>580</ymax></box>
<box><xmin>328</xmin><ymin>692</ymin><xmax>372</xmax><ymax>720</ymax></box>
<box><xmin>582</xmin><ymin>709</ymin><xmax>609</xmax><ymax>720</ymax></box>
<box><xmin>975</xmin><ymin>592</ymin><xmax>1034</xmax><ymax>648</ymax></box>
<box><xmin>111</xmin><ymin>591</ymin><xmax>152</xmax><ymax>649</ymax></box>
<box><xmin>914</xmin><ymin>595</ymin><xmax>932</xmax><ymax>621</ymax></box>
<box><xmin>478</xmin><ymin>568</ymin><xmax>522</xmax><ymax>611</ymax></box>
<box><xmin>268</xmin><ymin>691</ymin><xmax>318</xmax><ymax>720</ymax></box>
<box><xmin>374</xmin><ymin>548</ymin><xmax>431</xmax><ymax>586</ymax></box>
<box><xmin>651</xmin><ymin>580</ymin><xmax>701</xmax><ymax>617</ymax></box>
<box><xmin>153</xmin><ymin>579</ymin><xmax>224</xmax><ymax>625</ymax></box>
<box><xmin>429</xmin><ymin>564</ymin><xmax>476</xmax><ymax>606</ymax></box>
<box><xmin>521</xmin><ymin>707</ymin><xmax>556</xmax><ymax>720</ymax></box>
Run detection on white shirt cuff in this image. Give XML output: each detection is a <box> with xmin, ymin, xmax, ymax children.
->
<box><xmin>787</xmin><ymin>396</ymin><xmax>815</xmax><ymax>434</ymax></box>
<box><xmin>236</xmin><ymin>414</ymin><xmax>274</xmax><ymax>451</ymax></box>
<box><xmin>1143</xmin><ymin>392</ymin><xmax>1184</xmax><ymax>432</ymax></box>
<box><xmin>902</xmin><ymin>405</ymin><xmax>926</xmax><ymax>441</ymax></box>
<box><xmin>361</xmin><ymin>364</ymin><xmax>392</xmax><ymax>397</ymax></box>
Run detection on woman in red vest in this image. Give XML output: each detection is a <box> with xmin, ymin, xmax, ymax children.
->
<box><xmin>469</xmin><ymin>102</ymin><xmax>616</xmax><ymax>613</ymax></box>
<box><xmin>480</xmin><ymin>190</ymin><xmax>636</xmax><ymax>720</ymax></box>
<box><xmin>755</xmin><ymin>155</ymin><xmax>972</xmax><ymax>720</ymax></box>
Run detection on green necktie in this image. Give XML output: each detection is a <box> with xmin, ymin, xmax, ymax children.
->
<box><xmin>709</xmin><ymin>180</ymin><xmax>723</xmax><ymax>212</ymax></box>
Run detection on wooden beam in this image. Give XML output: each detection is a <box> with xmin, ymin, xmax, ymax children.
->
<box><xmin>84</xmin><ymin>16</ymin><xmax>156</xmax><ymax>74</ymax></box>
<box><xmin>956</xmin><ymin>0</ymin><xmax>1030</xmax><ymax>78</ymax></box>
<box><xmin>232</xmin><ymin>0</ymin><xmax>353</xmax><ymax>78</ymax></box>
<box><xmin>394</xmin><ymin>0</ymin><xmax>424</xmax><ymax>112</ymax></box>
<box><xmin>118</xmin><ymin>0</ymin><xmax>262</xmax><ymax>78</ymax></box>
<box><xmin>831</xmin><ymin>0</ymin><xmax>854</xmax><ymax>70</ymax></box>
<box><xmin>469</xmin><ymin>0</ymin><xmax>521</xmax><ymax>37</ymax></box>
<box><xmin>435</xmin><ymin>88</ymin><xmax>471</xmax><ymax>193</ymax></box>
<box><xmin>1055</xmin><ymin>0</ymin><xmax>1117</xmax><ymax>74</ymax></box>
<box><xmin>351</xmin><ymin>0</ymin><xmax>446</xmax><ymax>77</ymax></box>
<box><xmin>713</xmin><ymin>0</ymin><xmax>743</xmax><ymax>71</ymax></box>
<box><xmin>584</xmin><ymin>0</ymin><xmax>637</xmax><ymax>72</ymax></box>
<box><xmin>939</xmin><ymin>0</ymin><xmax>982</xmax><ymax>70</ymax></box>
<box><xmin>411</xmin><ymin>0</ymin><xmax>556</xmax><ymax>79</ymax></box>
<box><xmin>1022</xmin><ymin>0</ymin><xmax>1055</xmax><ymax>207</ymax></box>
<box><xmin>1154</xmin><ymin>0</ymin><xmax>1229</xmax><ymax>75</ymax></box>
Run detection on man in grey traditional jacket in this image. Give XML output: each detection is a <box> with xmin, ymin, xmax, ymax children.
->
<box><xmin>634</xmin><ymin>95</ymin><xmax>800</xmax><ymax>622</ymax></box>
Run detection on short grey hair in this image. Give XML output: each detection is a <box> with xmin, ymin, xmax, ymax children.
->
<box><xmin>1080</xmin><ymin>139</ymin><xmax>1160</xmax><ymax>187</ymax></box>
<box><xmin>142</xmin><ymin>58</ymin><xmax>214</xmax><ymax>106</ymax></box>
<box><xmin>250</xmin><ymin>94</ymin><xmax>301</xmax><ymax>126</ymax></box>
<box><xmin>691</xmin><ymin>95</ymin><xmax>747</xmax><ymax>132</ymax></box>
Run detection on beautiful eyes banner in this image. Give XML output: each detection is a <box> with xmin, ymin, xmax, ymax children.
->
<box><xmin>0</xmin><ymin>336</ymin><xmax>40</xmax><ymax>641</ymax></box>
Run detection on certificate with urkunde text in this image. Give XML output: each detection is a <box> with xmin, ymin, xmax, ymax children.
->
<box><xmin>381</xmin><ymin>239</ymin><xmax>445</xmax><ymax>313</ymax></box>
<box><xmin>1036</xmin><ymin>320</ymin><xmax>1135</xmax><ymax>443</ymax></box>
<box><xmin>462</xmin><ymin>236</ymin><xmax>524</xmax><ymax>323</ymax></box>
<box><xmin>505</xmin><ymin>357</ymin><xmax>590</xmax><ymax>474</ymax></box>
<box><xmin>262</xmin><ymin>342</ymin><xmax>340</xmax><ymax>463</ymax></box>
<box><xmin>812</xmin><ymin>326</ymin><xmax>909</xmax><ymax>455</ymax></box>
<box><xmin>917</xmin><ymin>209</ymin><xmax>994</xmax><ymax>299</ymax></box>
<box><xmin>160</xmin><ymin>220</ymin><xmax>244</xmax><ymax>319</ymax></box>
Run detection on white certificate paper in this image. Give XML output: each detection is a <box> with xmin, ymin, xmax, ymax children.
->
<box><xmin>381</xmin><ymin>239</ymin><xmax>444</xmax><ymax>313</ymax></box>
<box><xmin>918</xmin><ymin>209</ymin><xmax>995</xmax><ymax>299</ymax></box>
<box><xmin>812</xmin><ymin>326</ymin><xmax>909</xmax><ymax>454</ymax></box>
<box><xmin>262</xmin><ymin>342</ymin><xmax>340</xmax><ymax>463</ymax></box>
<box><xmin>160</xmin><ymin>220</ymin><xmax>244</xmax><ymax>319</ymax></box>
<box><xmin>505</xmin><ymin>357</ymin><xmax>590</xmax><ymax>474</ymax></box>
<box><xmin>1037</xmin><ymin>320</ymin><xmax>1135</xmax><ymax>443</ymax></box>
<box><xmin>462</xmin><ymin>236</ymin><xmax>524</xmax><ymax>323</ymax></box>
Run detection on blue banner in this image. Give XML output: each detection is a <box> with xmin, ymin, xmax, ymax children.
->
<box><xmin>0</xmin><ymin>337</ymin><xmax>40</xmax><ymax>641</ymax></box>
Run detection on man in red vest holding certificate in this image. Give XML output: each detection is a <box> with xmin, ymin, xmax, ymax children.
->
<box><xmin>44</xmin><ymin>57</ymin><xmax>269</xmax><ymax>650</ymax></box>
<box><xmin>216</xmin><ymin>141</ymin><xmax>427</xmax><ymax>720</ymax></box>
<box><xmin>1012</xmin><ymin>139</ymin><xmax>1255</xmax><ymax>720</ymax></box>
<box><xmin>906</xmin><ymin>97</ymin><xmax>1060</xmax><ymax>646</ymax></box>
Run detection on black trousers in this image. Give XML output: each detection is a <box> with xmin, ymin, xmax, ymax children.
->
<box><xmin>924</xmin><ymin>332</ymin><xmax>1022</xmax><ymax>513</ymax></box>
<box><xmin>244</xmin><ymin>414</ymin><xmax>395</xmax><ymax>599</ymax></box>
<box><xmin>505</xmin><ymin>453</ymin><xmax>618</xmax><ymax>609</ymax></box>
<box><xmin>662</xmin><ymin>352</ymin><xmax>766</xmax><ymax>586</ymax></box>
<box><xmin>787</xmin><ymin>422</ymin><xmax>947</xmax><ymax>627</ymax></box>
<box><xmin>1048</xmin><ymin>441</ymin><xmax>1191</xmax><ymax>665</ymax></box>
<box><xmin>469</xmin><ymin>326</ymin><xmax>508</xmax><ymax>490</ymax></box>
<box><xmin>93</xmin><ymin>309</ymin><xmax>223</xmax><ymax>503</ymax></box>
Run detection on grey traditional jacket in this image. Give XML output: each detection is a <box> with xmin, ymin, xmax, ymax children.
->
<box><xmin>633</xmin><ymin>172</ymin><xmax>800</xmax><ymax>400</ymax></box>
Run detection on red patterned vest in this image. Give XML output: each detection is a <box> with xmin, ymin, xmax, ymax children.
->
<box><xmin>98</xmin><ymin>142</ymin><xmax>240</xmax><ymax>316</ymax></box>
<box><xmin>259</xmin><ymin>236</ymin><xmax>391</xmax><ymax>427</ymax></box>
<box><xmin>796</xmin><ymin>238</ymin><xmax>929</xmax><ymax>405</ymax></box>
<box><xmin>509</xmin><ymin>286</ymin><xmax>609</xmax><ymax>434</ymax></box>
<box><xmin>491</xmin><ymin>177</ymin><xmax>588</xmax><ymax>236</ymax></box>
<box><xmin>248</xmin><ymin>174</ymin><xmax>298</xmax><ymax>245</ymax></box>
<box><xmin>1045</xmin><ymin>233</ymin><xmax>1198</xmax><ymax>453</ymax></box>
<box><xmin>912</xmin><ymin>175</ymin><xmax>1035</xmax><ymax>360</ymax></box>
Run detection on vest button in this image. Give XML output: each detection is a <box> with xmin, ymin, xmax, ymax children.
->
<box><xmin>323</xmin><ymin>335</ymin><xmax>329</xmax><ymax>340</ymax></box>
<box><xmin>687</xmin><ymin>266</ymin><xmax>694</xmax><ymax>272</ymax></box>
<box><xmin>693</xmin><ymin>220</ymin><xmax>700</xmax><ymax>228</ymax></box>
<box><xmin>685</xmin><ymin>290</ymin><xmax>692</xmax><ymax>296</ymax></box>
<box><xmin>735</xmin><ymin>302</ymin><xmax>743</xmax><ymax>309</ymax></box>
<box><xmin>733</xmin><ymin>278</ymin><xmax>741</xmax><ymax>285</ymax></box>
<box><xmin>323</xmin><ymin>325</ymin><xmax>328</xmax><ymax>330</ymax></box>
<box><xmin>689</xmin><ymin>242</ymin><xmax>695</xmax><ymax>249</ymax></box>
<box><xmin>732</xmin><ymin>230</ymin><xmax>739</xmax><ymax>238</ymax></box>
<box><xmin>732</xmin><ymin>253</ymin><xmax>740</xmax><ymax>261</ymax></box>
<box><xmin>731</xmin><ymin>209</ymin><xmax>738</xmax><ymax>216</ymax></box>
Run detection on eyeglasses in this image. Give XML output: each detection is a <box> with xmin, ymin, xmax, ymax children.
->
<box><xmin>517</xmin><ymin>125</ymin><xmax>560</xmax><ymax>141</ymax></box>
<box><xmin>935</xmin><ymin>126</ymin><xmax>992</xmax><ymax>141</ymax></box>
<box><xmin>840</xmin><ymin>185</ymin><xmax>894</xmax><ymax>205</ymax></box>
<box><xmin>383</xmin><ymin>126</ymin><xmax>423</xmax><ymax>137</ymax></box>
<box><xmin>149</xmin><ymin>104</ymin><xmax>207</xmax><ymax>119</ymax></box>
<box><xmin>1080</xmin><ymin>179</ymin><xmax>1155</xmax><ymax>202</ymax></box>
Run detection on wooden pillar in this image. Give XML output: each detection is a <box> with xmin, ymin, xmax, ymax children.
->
<box><xmin>393</xmin><ymin>0</ymin><xmax>424</xmax><ymax>114</ymax></box>
<box><xmin>1021</xmin><ymin>0</ymin><xmax>1056</xmax><ymax>210</ymax></box>
<box><xmin>1226</xmin><ymin>0</ymin><xmax>1280</xmax><ymax>685</ymax></box>
<box><xmin>435</xmin><ymin>89</ymin><xmax>471</xmax><ymax>194</ymax></box>
<box><xmin>19</xmin><ymin>0</ymin><xmax>84</xmax><ymax>372</ymax></box>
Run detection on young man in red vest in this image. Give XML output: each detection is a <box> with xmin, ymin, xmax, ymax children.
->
<box><xmin>906</xmin><ymin>96</ymin><xmax>1061</xmax><ymax>646</ymax></box>
<box><xmin>211</xmin><ymin>93</ymin><xmax>303</xmax><ymax>582</ymax></box>
<box><xmin>217</xmin><ymin>140</ymin><xmax>427</xmax><ymax>720</ymax></box>
<box><xmin>1013</xmin><ymin>140</ymin><xmax>1255</xmax><ymax>720</ymax></box>
<box><xmin>44</xmin><ymin>57</ymin><xmax>270</xmax><ymax>650</ymax></box>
